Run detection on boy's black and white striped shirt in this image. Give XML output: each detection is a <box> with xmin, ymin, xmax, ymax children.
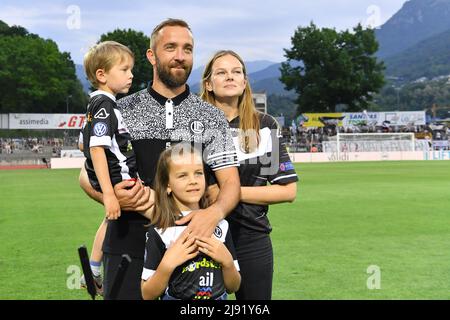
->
<box><xmin>142</xmin><ymin>213</ymin><xmax>239</xmax><ymax>300</ymax></box>
<box><xmin>82</xmin><ymin>90</ymin><xmax>137</xmax><ymax>191</ymax></box>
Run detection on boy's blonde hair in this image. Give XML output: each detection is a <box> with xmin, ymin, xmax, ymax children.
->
<box><xmin>84</xmin><ymin>41</ymin><xmax>134</xmax><ymax>88</ymax></box>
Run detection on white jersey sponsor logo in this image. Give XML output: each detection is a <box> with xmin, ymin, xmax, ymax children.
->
<box><xmin>94</xmin><ymin>122</ymin><xmax>108</xmax><ymax>137</ymax></box>
<box><xmin>94</xmin><ymin>108</ymin><xmax>110</xmax><ymax>119</ymax></box>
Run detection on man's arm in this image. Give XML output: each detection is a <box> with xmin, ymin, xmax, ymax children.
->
<box><xmin>79</xmin><ymin>166</ymin><xmax>152</xmax><ymax>212</ymax></box>
<box><xmin>175</xmin><ymin>110</ymin><xmax>240</xmax><ymax>237</ymax></box>
<box><xmin>209</xmin><ymin>167</ymin><xmax>240</xmax><ymax>219</ymax></box>
<box><xmin>175</xmin><ymin>166</ymin><xmax>240</xmax><ymax>238</ymax></box>
<box><xmin>79</xmin><ymin>166</ymin><xmax>103</xmax><ymax>204</ymax></box>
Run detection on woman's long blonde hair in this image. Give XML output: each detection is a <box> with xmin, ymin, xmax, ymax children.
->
<box><xmin>151</xmin><ymin>143</ymin><xmax>208</xmax><ymax>231</ymax></box>
<box><xmin>200</xmin><ymin>50</ymin><xmax>260</xmax><ymax>153</ymax></box>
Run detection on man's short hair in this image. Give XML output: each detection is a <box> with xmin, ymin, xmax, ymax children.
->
<box><xmin>84</xmin><ymin>41</ymin><xmax>134</xmax><ymax>88</ymax></box>
<box><xmin>150</xmin><ymin>18</ymin><xmax>192</xmax><ymax>50</ymax></box>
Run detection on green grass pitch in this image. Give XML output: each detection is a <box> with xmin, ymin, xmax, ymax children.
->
<box><xmin>0</xmin><ymin>161</ymin><xmax>449</xmax><ymax>299</ymax></box>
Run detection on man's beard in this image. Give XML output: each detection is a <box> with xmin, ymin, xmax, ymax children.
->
<box><xmin>155</xmin><ymin>56</ymin><xmax>192</xmax><ymax>89</ymax></box>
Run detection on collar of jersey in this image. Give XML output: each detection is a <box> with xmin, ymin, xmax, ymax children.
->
<box><xmin>90</xmin><ymin>90</ymin><xmax>116</xmax><ymax>102</ymax></box>
<box><xmin>147</xmin><ymin>82</ymin><xmax>190</xmax><ymax>106</ymax></box>
<box><xmin>228</xmin><ymin>115</ymin><xmax>240</xmax><ymax>125</ymax></box>
<box><xmin>180</xmin><ymin>210</ymin><xmax>191</xmax><ymax>217</ymax></box>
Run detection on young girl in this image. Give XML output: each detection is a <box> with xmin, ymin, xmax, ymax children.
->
<box><xmin>141</xmin><ymin>144</ymin><xmax>241</xmax><ymax>300</ymax></box>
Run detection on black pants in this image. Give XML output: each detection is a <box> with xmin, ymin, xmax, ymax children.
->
<box><xmin>103</xmin><ymin>253</ymin><xmax>144</xmax><ymax>300</ymax></box>
<box><xmin>231</xmin><ymin>228</ymin><xmax>273</xmax><ymax>300</ymax></box>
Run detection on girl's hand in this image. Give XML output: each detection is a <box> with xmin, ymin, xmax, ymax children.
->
<box><xmin>195</xmin><ymin>236</ymin><xmax>233</xmax><ymax>267</ymax></box>
<box><xmin>161</xmin><ymin>231</ymin><xmax>199</xmax><ymax>269</ymax></box>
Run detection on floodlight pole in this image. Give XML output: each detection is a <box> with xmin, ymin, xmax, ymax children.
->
<box><xmin>66</xmin><ymin>95</ymin><xmax>72</xmax><ymax>113</ymax></box>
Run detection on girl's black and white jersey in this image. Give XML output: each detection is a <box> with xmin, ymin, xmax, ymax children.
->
<box><xmin>226</xmin><ymin>113</ymin><xmax>299</xmax><ymax>233</ymax></box>
<box><xmin>142</xmin><ymin>213</ymin><xmax>239</xmax><ymax>300</ymax></box>
<box><xmin>82</xmin><ymin>90</ymin><xmax>137</xmax><ymax>191</ymax></box>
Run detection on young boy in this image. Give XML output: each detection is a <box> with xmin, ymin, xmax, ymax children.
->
<box><xmin>80</xmin><ymin>41</ymin><xmax>152</xmax><ymax>296</ymax></box>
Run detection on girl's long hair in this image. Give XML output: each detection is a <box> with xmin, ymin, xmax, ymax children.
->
<box><xmin>152</xmin><ymin>143</ymin><xmax>208</xmax><ymax>231</ymax></box>
<box><xmin>200</xmin><ymin>50</ymin><xmax>260</xmax><ymax>153</ymax></box>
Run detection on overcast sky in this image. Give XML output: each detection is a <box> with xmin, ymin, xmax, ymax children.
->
<box><xmin>1</xmin><ymin>0</ymin><xmax>408</xmax><ymax>67</ymax></box>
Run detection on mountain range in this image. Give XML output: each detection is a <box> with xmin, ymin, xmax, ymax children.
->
<box><xmin>76</xmin><ymin>0</ymin><xmax>450</xmax><ymax>97</ymax></box>
<box><xmin>76</xmin><ymin>60</ymin><xmax>292</xmax><ymax>96</ymax></box>
<box><xmin>377</xmin><ymin>0</ymin><xmax>450</xmax><ymax>81</ymax></box>
<box><xmin>375</xmin><ymin>0</ymin><xmax>450</xmax><ymax>58</ymax></box>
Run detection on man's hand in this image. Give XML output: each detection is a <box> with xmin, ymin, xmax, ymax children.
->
<box><xmin>114</xmin><ymin>179</ymin><xmax>152</xmax><ymax>212</ymax></box>
<box><xmin>175</xmin><ymin>206</ymin><xmax>223</xmax><ymax>239</ymax></box>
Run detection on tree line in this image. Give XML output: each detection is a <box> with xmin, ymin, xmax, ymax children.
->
<box><xmin>0</xmin><ymin>21</ymin><xmax>152</xmax><ymax>114</ymax></box>
<box><xmin>0</xmin><ymin>20</ymin><xmax>87</xmax><ymax>113</ymax></box>
<box><xmin>6</xmin><ymin>19</ymin><xmax>442</xmax><ymax>120</ymax></box>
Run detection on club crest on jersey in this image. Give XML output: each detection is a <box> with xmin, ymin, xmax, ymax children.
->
<box><xmin>94</xmin><ymin>122</ymin><xmax>108</xmax><ymax>137</ymax></box>
<box><xmin>214</xmin><ymin>226</ymin><xmax>223</xmax><ymax>238</ymax></box>
<box><xmin>94</xmin><ymin>108</ymin><xmax>110</xmax><ymax>119</ymax></box>
<box><xmin>190</xmin><ymin>120</ymin><xmax>204</xmax><ymax>134</ymax></box>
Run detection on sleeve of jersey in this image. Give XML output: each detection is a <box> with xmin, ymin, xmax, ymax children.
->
<box><xmin>142</xmin><ymin>228</ymin><xmax>165</xmax><ymax>281</ymax></box>
<box><xmin>88</xmin><ymin>100</ymin><xmax>117</xmax><ymax>148</ymax></box>
<box><xmin>266</xmin><ymin>116</ymin><xmax>299</xmax><ymax>185</ymax></box>
<box><xmin>204</xmin><ymin>115</ymin><xmax>239</xmax><ymax>171</ymax></box>
<box><xmin>224</xmin><ymin>227</ymin><xmax>240</xmax><ymax>272</ymax></box>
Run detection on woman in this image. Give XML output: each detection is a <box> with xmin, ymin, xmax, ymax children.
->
<box><xmin>200</xmin><ymin>50</ymin><xmax>298</xmax><ymax>300</ymax></box>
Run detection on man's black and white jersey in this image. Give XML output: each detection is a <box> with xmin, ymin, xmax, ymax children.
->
<box><xmin>119</xmin><ymin>84</ymin><xmax>239</xmax><ymax>188</ymax></box>
<box><xmin>142</xmin><ymin>213</ymin><xmax>239</xmax><ymax>300</ymax></box>
<box><xmin>226</xmin><ymin>113</ymin><xmax>298</xmax><ymax>234</ymax></box>
<box><xmin>82</xmin><ymin>90</ymin><xmax>137</xmax><ymax>191</ymax></box>
<box><xmin>102</xmin><ymin>84</ymin><xmax>238</xmax><ymax>258</ymax></box>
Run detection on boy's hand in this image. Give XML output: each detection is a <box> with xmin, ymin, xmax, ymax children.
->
<box><xmin>104</xmin><ymin>193</ymin><xmax>121</xmax><ymax>220</ymax></box>
<box><xmin>195</xmin><ymin>236</ymin><xmax>233</xmax><ymax>267</ymax></box>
